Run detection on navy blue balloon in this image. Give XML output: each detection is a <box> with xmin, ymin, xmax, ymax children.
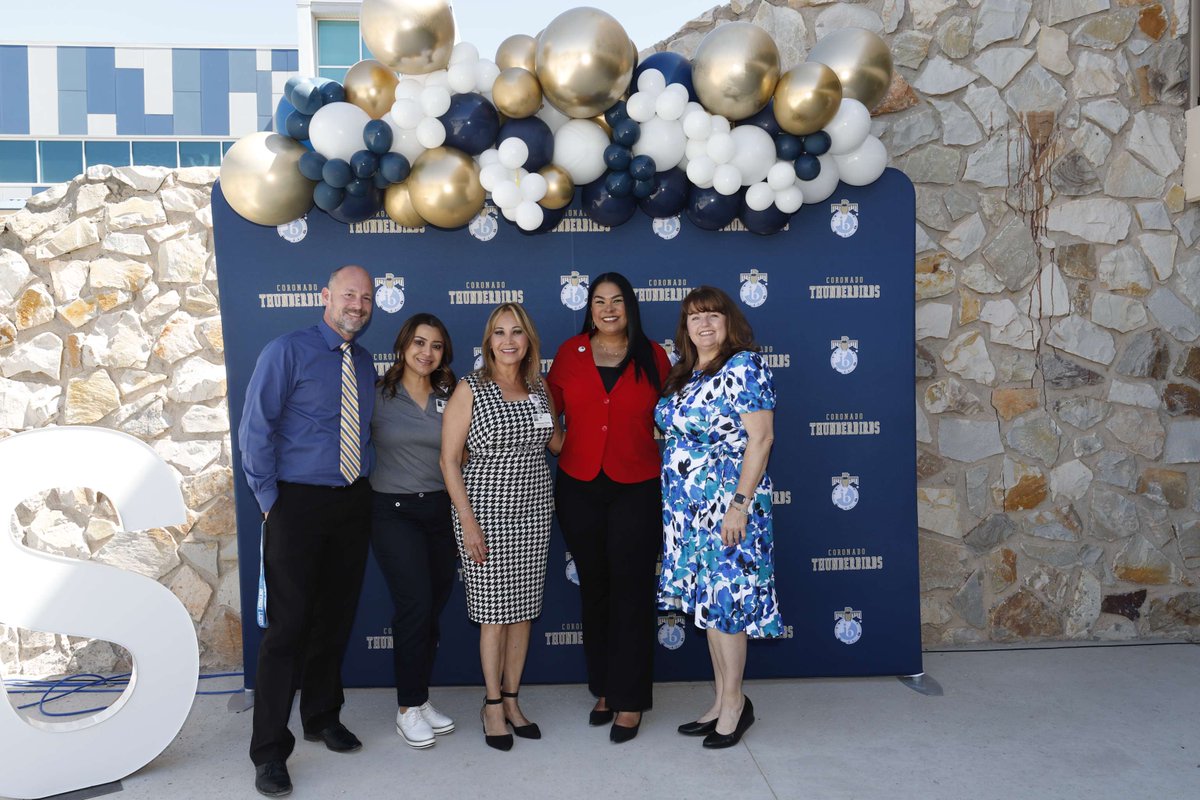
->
<box><xmin>321</xmin><ymin>158</ymin><xmax>353</xmax><ymax>189</ymax></box>
<box><xmin>632</xmin><ymin>178</ymin><xmax>655</xmax><ymax>199</ymax></box>
<box><xmin>328</xmin><ymin>187</ymin><xmax>382</xmax><ymax>224</ymax></box>
<box><xmin>496</xmin><ymin>117</ymin><xmax>554</xmax><ymax>171</ymax></box>
<box><xmin>629</xmin><ymin>154</ymin><xmax>656</xmax><ymax>181</ymax></box>
<box><xmin>604</xmin><ymin>101</ymin><xmax>629</xmax><ymax>128</ymax></box>
<box><xmin>740</xmin><ymin>198</ymin><xmax>791</xmax><ymax>235</ymax></box>
<box><xmin>298</xmin><ymin>151</ymin><xmax>327</xmax><ymax>181</ymax></box>
<box><xmin>604</xmin><ymin>144</ymin><xmax>632</xmax><ymax>171</ymax></box>
<box><xmin>742</xmin><ymin>100</ymin><xmax>782</xmax><ymax>137</ymax></box>
<box><xmin>373</xmin><ymin>171</ymin><xmax>393</xmax><ymax>189</ymax></box>
<box><xmin>605</xmin><ymin>170</ymin><xmax>634</xmax><ymax>198</ymax></box>
<box><xmin>350</xmin><ymin>150</ymin><xmax>379</xmax><ymax>179</ymax></box>
<box><xmin>686</xmin><ymin>185</ymin><xmax>741</xmax><ymax>231</ymax></box>
<box><xmin>313</xmin><ymin>181</ymin><xmax>344</xmax><ymax>212</ymax></box>
<box><xmin>274</xmin><ymin>97</ymin><xmax>298</xmax><ymax>136</ymax></box>
<box><xmin>345</xmin><ymin>177</ymin><xmax>371</xmax><ymax>198</ymax></box>
<box><xmin>775</xmin><ymin>133</ymin><xmax>803</xmax><ymax>161</ymax></box>
<box><xmin>363</xmin><ymin>119</ymin><xmax>394</xmax><ymax>154</ymax></box>
<box><xmin>793</xmin><ymin>153</ymin><xmax>821</xmax><ymax>181</ymax></box>
<box><xmin>517</xmin><ymin>203</ymin><xmax>568</xmax><ymax>235</ymax></box>
<box><xmin>439</xmin><ymin>92</ymin><xmax>500</xmax><ymax>156</ymax></box>
<box><xmin>378</xmin><ymin>152</ymin><xmax>411</xmax><ymax>184</ymax></box>
<box><xmin>283</xmin><ymin>76</ymin><xmax>304</xmax><ymax>104</ymax></box>
<box><xmin>638</xmin><ymin>167</ymin><xmax>688</xmax><ymax>218</ymax></box>
<box><xmin>582</xmin><ymin>179</ymin><xmax>638</xmax><ymax>227</ymax></box>
<box><xmin>802</xmin><ymin>130</ymin><xmax>832</xmax><ymax>156</ymax></box>
<box><xmin>317</xmin><ymin>79</ymin><xmax>345</xmax><ymax>106</ymax></box>
<box><xmin>613</xmin><ymin>119</ymin><xmax>640</xmax><ymax>147</ymax></box>
<box><xmin>285</xmin><ymin>110</ymin><xmax>312</xmax><ymax>141</ymax></box>
<box><xmin>289</xmin><ymin>78</ymin><xmax>324</xmax><ymax>116</ymax></box>
<box><xmin>634</xmin><ymin>52</ymin><xmax>697</xmax><ymax>102</ymax></box>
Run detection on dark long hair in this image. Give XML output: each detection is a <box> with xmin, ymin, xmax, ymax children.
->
<box><xmin>379</xmin><ymin>313</ymin><xmax>456</xmax><ymax>397</ymax></box>
<box><xmin>582</xmin><ymin>272</ymin><xmax>661</xmax><ymax>391</ymax></box>
<box><xmin>661</xmin><ymin>286</ymin><xmax>758</xmax><ymax>396</ymax></box>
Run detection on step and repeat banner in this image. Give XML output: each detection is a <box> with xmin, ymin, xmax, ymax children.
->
<box><xmin>212</xmin><ymin>167</ymin><xmax>921</xmax><ymax>688</ymax></box>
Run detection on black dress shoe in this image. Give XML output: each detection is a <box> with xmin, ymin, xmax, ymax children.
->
<box><xmin>589</xmin><ymin>708</ymin><xmax>615</xmax><ymax>726</ymax></box>
<box><xmin>303</xmin><ymin>722</ymin><xmax>362</xmax><ymax>753</ymax></box>
<box><xmin>482</xmin><ymin>697</ymin><xmax>513</xmax><ymax>751</ymax></box>
<box><xmin>501</xmin><ymin>690</ymin><xmax>541</xmax><ymax>739</ymax></box>
<box><xmin>703</xmin><ymin>697</ymin><xmax>754</xmax><ymax>749</ymax></box>
<box><xmin>677</xmin><ymin>718</ymin><xmax>717</xmax><ymax>736</ymax></box>
<box><xmin>610</xmin><ymin>714</ymin><xmax>641</xmax><ymax>744</ymax></box>
<box><xmin>254</xmin><ymin>761</ymin><xmax>292</xmax><ymax>797</ymax></box>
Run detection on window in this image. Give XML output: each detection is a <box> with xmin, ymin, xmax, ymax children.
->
<box><xmin>0</xmin><ymin>140</ymin><xmax>37</xmax><ymax>182</ymax></box>
<box><xmin>317</xmin><ymin>19</ymin><xmax>373</xmax><ymax>81</ymax></box>
<box><xmin>132</xmin><ymin>141</ymin><xmax>178</xmax><ymax>168</ymax></box>
<box><xmin>39</xmin><ymin>140</ymin><xmax>84</xmax><ymax>183</ymax></box>
<box><xmin>85</xmin><ymin>140</ymin><xmax>131</xmax><ymax>169</ymax></box>
<box><xmin>222</xmin><ymin>140</ymin><xmax>235</xmax><ymax>154</ymax></box>
<box><xmin>179</xmin><ymin>141</ymin><xmax>221</xmax><ymax>167</ymax></box>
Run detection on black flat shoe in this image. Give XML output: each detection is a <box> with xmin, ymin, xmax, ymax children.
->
<box><xmin>481</xmin><ymin>697</ymin><xmax>513</xmax><ymax>751</ymax></box>
<box><xmin>502</xmin><ymin>690</ymin><xmax>541</xmax><ymax>739</ymax></box>
<box><xmin>254</xmin><ymin>760</ymin><xmax>292</xmax><ymax>797</ymax></box>
<box><xmin>610</xmin><ymin>715</ymin><xmax>641</xmax><ymax>744</ymax></box>
<box><xmin>302</xmin><ymin>722</ymin><xmax>361</xmax><ymax>753</ymax></box>
<box><xmin>703</xmin><ymin>696</ymin><xmax>754</xmax><ymax>749</ymax></box>
<box><xmin>589</xmin><ymin>708</ymin><xmax>615</xmax><ymax>726</ymax></box>
<box><xmin>677</xmin><ymin>718</ymin><xmax>717</xmax><ymax>736</ymax></box>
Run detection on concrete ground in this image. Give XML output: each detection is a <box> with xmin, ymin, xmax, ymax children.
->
<box><xmin>11</xmin><ymin>642</ymin><xmax>1200</xmax><ymax>800</ymax></box>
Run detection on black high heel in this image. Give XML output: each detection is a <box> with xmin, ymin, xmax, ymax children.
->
<box><xmin>609</xmin><ymin>712</ymin><xmax>641</xmax><ymax>744</ymax></box>
<box><xmin>481</xmin><ymin>697</ymin><xmax>513</xmax><ymax>751</ymax></box>
<box><xmin>589</xmin><ymin>707</ymin><xmax>615</xmax><ymax>726</ymax></box>
<box><xmin>702</xmin><ymin>696</ymin><xmax>754</xmax><ymax>749</ymax></box>
<box><xmin>500</xmin><ymin>690</ymin><xmax>541</xmax><ymax>739</ymax></box>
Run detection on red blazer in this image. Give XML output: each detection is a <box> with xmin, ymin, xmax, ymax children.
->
<box><xmin>547</xmin><ymin>333</ymin><xmax>671</xmax><ymax>483</ymax></box>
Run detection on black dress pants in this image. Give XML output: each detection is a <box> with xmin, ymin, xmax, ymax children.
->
<box><xmin>370</xmin><ymin>490</ymin><xmax>457</xmax><ymax>708</ymax></box>
<box><xmin>249</xmin><ymin>479</ymin><xmax>371</xmax><ymax>766</ymax></box>
<box><xmin>555</xmin><ymin>469</ymin><xmax>661</xmax><ymax>712</ymax></box>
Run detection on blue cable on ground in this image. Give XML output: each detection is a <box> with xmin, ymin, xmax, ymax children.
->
<box><xmin>3</xmin><ymin>672</ymin><xmax>246</xmax><ymax>716</ymax></box>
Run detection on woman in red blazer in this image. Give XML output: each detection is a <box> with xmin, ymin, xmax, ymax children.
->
<box><xmin>547</xmin><ymin>271</ymin><xmax>671</xmax><ymax>744</ymax></box>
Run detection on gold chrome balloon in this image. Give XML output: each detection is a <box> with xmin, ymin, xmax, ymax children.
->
<box><xmin>591</xmin><ymin>113</ymin><xmax>613</xmax><ymax>137</ymax></box>
<box><xmin>219</xmin><ymin>132</ymin><xmax>315</xmax><ymax>226</ymax></box>
<box><xmin>537</xmin><ymin>164</ymin><xmax>575</xmax><ymax>209</ymax></box>
<box><xmin>806</xmin><ymin>28</ymin><xmax>894</xmax><ymax>111</ymax></box>
<box><xmin>384</xmin><ymin>181</ymin><xmax>426</xmax><ymax>228</ymax></box>
<box><xmin>360</xmin><ymin>0</ymin><xmax>455</xmax><ymax>75</ymax></box>
<box><xmin>343</xmin><ymin>59</ymin><xmax>400</xmax><ymax>119</ymax></box>
<box><xmin>535</xmin><ymin>7</ymin><xmax>636</xmax><ymax>118</ymax></box>
<box><xmin>407</xmin><ymin>147</ymin><xmax>485</xmax><ymax>228</ymax></box>
<box><xmin>495</xmin><ymin>34</ymin><xmax>537</xmax><ymax>73</ymax></box>
<box><xmin>691</xmin><ymin>22</ymin><xmax>780</xmax><ymax>121</ymax></box>
<box><xmin>492</xmin><ymin>68</ymin><xmax>543</xmax><ymax>119</ymax></box>
<box><xmin>773</xmin><ymin>63</ymin><xmax>843</xmax><ymax>135</ymax></box>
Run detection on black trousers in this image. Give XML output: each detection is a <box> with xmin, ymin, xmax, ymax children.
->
<box><xmin>370</xmin><ymin>490</ymin><xmax>457</xmax><ymax>708</ymax></box>
<box><xmin>249</xmin><ymin>479</ymin><xmax>371</xmax><ymax>766</ymax></box>
<box><xmin>555</xmin><ymin>469</ymin><xmax>661</xmax><ymax>712</ymax></box>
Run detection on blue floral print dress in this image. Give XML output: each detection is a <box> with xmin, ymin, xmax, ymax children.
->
<box><xmin>655</xmin><ymin>350</ymin><xmax>782</xmax><ymax>638</ymax></box>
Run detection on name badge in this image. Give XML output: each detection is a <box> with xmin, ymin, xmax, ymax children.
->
<box><xmin>435</xmin><ymin>398</ymin><xmax>447</xmax><ymax>414</ymax></box>
<box><xmin>533</xmin><ymin>412</ymin><xmax>553</xmax><ymax>429</ymax></box>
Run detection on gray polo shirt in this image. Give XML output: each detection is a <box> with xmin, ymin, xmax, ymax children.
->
<box><xmin>369</xmin><ymin>384</ymin><xmax>448</xmax><ymax>494</ymax></box>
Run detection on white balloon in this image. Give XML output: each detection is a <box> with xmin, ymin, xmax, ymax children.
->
<box><xmin>655</xmin><ymin>89</ymin><xmax>688</xmax><ymax>121</ymax></box>
<box><xmin>826</xmin><ymin>99</ymin><xmax>871</xmax><ymax>156</ymax></box>
<box><xmin>637</xmin><ymin>69</ymin><xmax>667</xmax><ymax>94</ymax></box>
<box><xmin>626</xmin><ymin>92</ymin><xmax>656</xmax><ymax>123</ymax></box>
<box><xmin>395</xmin><ymin>79</ymin><xmax>423</xmax><ymax>101</ymax></box>
<box><xmin>516</xmin><ymin>200</ymin><xmax>544</xmax><ymax>231</ymax></box>
<box><xmin>309</xmin><ymin>102</ymin><xmax>372</xmax><ymax>162</ymax></box>
<box><xmin>686</xmin><ymin>155</ymin><xmax>716</xmax><ymax>188</ymax></box>
<box><xmin>712</xmin><ymin>164</ymin><xmax>741</xmax><ymax>196</ymax></box>
<box><xmin>767</xmin><ymin>161</ymin><xmax>795</xmax><ymax>192</ymax></box>
<box><xmin>479</xmin><ymin>163</ymin><xmax>509</xmax><ymax>192</ymax></box>
<box><xmin>478</xmin><ymin>148</ymin><xmax>500</xmax><ymax>167</ymax></box>
<box><xmin>537</xmin><ymin>101</ymin><xmax>571</xmax><ymax>133</ymax></box>
<box><xmin>448</xmin><ymin>62</ymin><xmax>477</xmax><ymax>94</ymax></box>
<box><xmin>706</xmin><ymin>132</ymin><xmax>735</xmax><ymax>164</ymax></box>
<box><xmin>422</xmin><ymin>70</ymin><xmax>450</xmax><ymax>89</ymax></box>
<box><xmin>475</xmin><ymin>60</ymin><xmax>501</xmax><ymax>93</ymax></box>
<box><xmin>552</xmin><ymin>119</ymin><xmax>609</xmax><ymax>185</ymax></box>
<box><xmin>685</xmin><ymin>138</ymin><xmax>709</xmax><ymax>161</ymax></box>
<box><xmin>501</xmin><ymin>203</ymin><xmax>518</xmax><ymax>221</ymax></box>
<box><xmin>746</xmin><ymin>183</ymin><xmax>774</xmax><ymax>212</ymax></box>
<box><xmin>710</xmin><ymin>115</ymin><xmax>732</xmax><ymax>135</ymax></box>
<box><xmin>775</xmin><ymin>185</ymin><xmax>804</xmax><ymax>214</ymax></box>
<box><xmin>683</xmin><ymin>109</ymin><xmax>713</xmax><ymax>140</ymax></box>
<box><xmin>684</xmin><ymin>101</ymin><xmax>706</xmax><ymax>118</ymax></box>
<box><xmin>729</xmin><ymin>125</ymin><xmax>775</xmax><ymax>185</ymax></box>
<box><xmin>416</xmin><ymin>117</ymin><xmax>446</xmax><ymax>149</ymax></box>
<box><xmin>420</xmin><ymin>86</ymin><xmax>452</xmax><ymax>118</ymax></box>
<box><xmin>391</xmin><ymin>98</ymin><xmax>422</xmax><ymax>130</ymax></box>
<box><xmin>451</xmin><ymin>41</ymin><xmax>480</xmax><ymax>65</ymax></box>
<box><xmin>498</xmin><ymin>137</ymin><xmax>529</xmax><ymax>169</ymax></box>
<box><xmin>796</xmin><ymin>153</ymin><xmax>840</xmax><ymax>204</ymax></box>
<box><xmin>388</xmin><ymin>122</ymin><xmax>426</xmax><ymax>162</ymax></box>
<box><xmin>520</xmin><ymin>172</ymin><xmax>548</xmax><ymax>202</ymax></box>
<box><xmin>632</xmin><ymin>118</ymin><xmax>687</xmax><ymax>171</ymax></box>
<box><xmin>834</xmin><ymin>136</ymin><xmax>888</xmax><ymax>186</ymax></box>
<box><xmin>493</xmin><ymin>180</ymin><xmax>521</xmax><ymax>210</ymax></box>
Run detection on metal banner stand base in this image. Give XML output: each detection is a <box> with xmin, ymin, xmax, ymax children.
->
<box><xmin>898</xmin><ymin>673</ymin><xmax>943</xmax><ymax>696</ymax></box>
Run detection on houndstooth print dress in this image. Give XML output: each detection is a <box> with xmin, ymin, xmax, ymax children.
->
<box><xmin>453</xmin><ymin>372</ymin><xmax>554</xmax><ymax>624</ymax></box>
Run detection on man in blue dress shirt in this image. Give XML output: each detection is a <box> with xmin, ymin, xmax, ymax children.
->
<box><xmin>239</xmin><ymin>265</ymin><xmax>377</xmax><ymax>797</ymax></box>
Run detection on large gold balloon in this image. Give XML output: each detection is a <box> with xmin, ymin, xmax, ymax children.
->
<box><xmin>219</xmin><ymin>132</ymin><xmax>315</xmax><ymax>226</ymax></box>
<box><xmin>360</xmin><ymin>0</ymin><xmax>455</xmax><ymax>75</ymax></box>
<box><xmin>773</xmin><ymin>63</ymin><xmax>843</xmax><ymax>135</ymax></box>
<box><xmin>407</xmin><ymin>147</ymin><xmax>485</xmax><ymax>228</ymax></box>
<box><xmin>691</xmin><ymin>22</ymin><xmax>780</xmax><ymax>121</ymax></box>
<box><xmin>492</xmin><ymin>68</ymin><xmax>543</xmax><ymax>119</ymax></box>
<box><xmin>343</xmin><ymin>59</ymin><xmax>399</xmax><ymax>119</ymax></box>
<box><xmin>495</xmin><ymin>34</ymin><xmax>537</xmax><ymax>73</ymax></box>
<box><xmin>535</xmin><ymin>7</ymin><xmax>636</xmax><ymax>118</ymax></box>
<box><xmin>537</xmin><ymin>164</ymin><xmax>575</xmax><ymax>210</ymax></box>
<box><xmin>384</xmin><ymin>181</ymin><xmax>426</xmax><ymax>228</ymax></box>
<box><xmin>806</xmin><ymin>28</ymin><xmax>894</xmax><ymax>111</ymax></box>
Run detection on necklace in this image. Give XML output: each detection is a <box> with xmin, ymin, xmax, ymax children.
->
<box><xmin>594</xmin><ymin>337</ymin><xmax>627</xmax><ymax>358</ymax></box>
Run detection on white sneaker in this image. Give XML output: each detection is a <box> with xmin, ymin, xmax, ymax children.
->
<box><xmin>419</xmin><ymin>700</ymin><xmax>455</xmax><ymax>735</ymax></box>
<box><xmin>396</xmin><ymin>706</ymin><xmax>436</xmax><ymax>748</ymax></box>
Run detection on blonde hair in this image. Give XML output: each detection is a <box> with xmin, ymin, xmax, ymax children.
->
<box><xmin>478</xmin><ymin>302</ymin><xmax>542</xmax><ymax>389</ymax></box>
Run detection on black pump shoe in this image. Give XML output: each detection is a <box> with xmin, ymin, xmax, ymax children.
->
<box><xmin>501</xmin><ymin>690</ymin><xmax>541</xmax><ymax>739</ymax></box>
<box><xmin>702</xmin><ymin>696</ymin><xmax>754</xmax><ymax>749</ymax></box>
<box><xmin>481</xmin><ymin>697</ymin><xmax>513</xmax><ymax>751</ymax></box>
<box><xmin>677</xmin><ymin>718</ymin><xmax>718</xmax><ymax>736</ymax></box>
<box><xmin>610</xmin><ymin>713</ymin><xmax>641</xmax><ymax>744</ymax></box>
<box><xmin>589</xmin><ymin>707</ymin><xmax>615</xmax><ymax>726</ymax></box>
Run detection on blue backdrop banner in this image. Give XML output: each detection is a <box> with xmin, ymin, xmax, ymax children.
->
<box><xmin>212</xmin><ymin>168</ymin><xmax>921</xmax><ymax>689</ymax></box>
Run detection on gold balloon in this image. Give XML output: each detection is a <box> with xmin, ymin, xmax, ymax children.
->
<box><xmin>591</xmin><ymin>113</ymin><xmax>613</xmax><ymax>137</ymax></box>
<box><xmin>360</xmin><ymin>0</ymin><xmax>455</xmax><ymax>75</ymax></box>
<box><xmin>407</xmin><ymin>147</ymin><xmax>485</xmax><ymax>229</ymax></box>
<box><xmin>384</xmin><ymin>181</ymin><xmax>426</xmax><ymax>228</ymax></box>
<box><xmin>343</xmin><ymin>59</ymin><xmax>399</xmax><ymax>119</ymax></box>
<box><xmin>535</xmin><ymin>7</ymin><xmax>636</xmax><ymax>118</ymax></box>
<box><xmin>537</xmin><ymin>164</ymin><xmax>575</xmax><ymax>210</ymax></box>
<box><xmin>806</xmin><ymin>28</ymin><xmax>894</xmax><ymax>111</ymax></box>
<box><xmin>773</xmin><ymin>63</ymin><xmax>843</xmax><ymax>135</ymax></box>
<box><xmin>492</xmin><ymin>68</ymin><xmax>543</xmax><ymax>119</ymax></box>
<box><xmin>495</xmin><ymin>34</ymin><xmax>537</xmax><ymax>73</ymax></box>
<box><xmin>692</xmin><ymin>22</ymin><xmax>781</xmax><ymax>121</ymax></box>
<box><xmin>219</xmin><ymin>132</ymin><xmax>315</xmax><ymax>226</ymax></box>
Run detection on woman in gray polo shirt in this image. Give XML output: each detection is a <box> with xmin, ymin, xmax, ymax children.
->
<box><xmin>369</xmin><ymin>313</ymin><xmax>458</xmax><ymax>749</ymax></box>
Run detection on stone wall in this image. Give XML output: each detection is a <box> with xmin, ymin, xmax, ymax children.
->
<box><xmin>1</xmin><ymin>1</ymin><xmax>1198</xmax><ymax>676</ymax></box>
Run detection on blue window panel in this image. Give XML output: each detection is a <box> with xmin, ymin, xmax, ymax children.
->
<box><xmin>0</xmin><ymin>46</ymin><xmax>31</xmax><ymax>134</ymax></box>
<box><xmin>85</xmin><ymin>140</ymin><xmax>130</xmax><ymax>168</ymax></box>
<box><xmin>31</xmin><ymin>186</ymin><xmax>49</xmax><ymax>194</ymax></box>
<box><xmin>200</xmin><ymin>49</ymin><xmax>230</xmax><ymax>135</ymax></box>
<box><xmin>271</xmin><ymin>49</ymin><xmax>288</xmax><ymax>71</ymax></box>
<box><xmin>57</xmin><ymin>47</ymin><xmax>87</xmax><ymax>91</ymax></box>
<box><xmin>222</xmin><ymin>140</ymin><xmax>235</xmax><ymax>154</ymax></box>
<box><xmin>256</xmin><ymin>71</ymin><xmax>273</xmax><ymax>114</ymax></box>
<box><xmin>229</xmin><ymin>49</ymin><xmax>257</xmax><ymax>92</ymax></box>
<box><xmin>259</xmin><ymin>114</ymin><xmax>273</xmax><ymax>131</ymax></box>
<box><xmin>318</xmin><ymin>21</ymin><xmax>360</xmax><ymax>67</ymax></box>
<box><xmin>114</xmin><ymin>68</ymin><xmax>145</xmax><ymax>135</ymax></box>
<box><xmin>173</xmin><ymin>91</ymin><xmax>202</xmax><ymax>135</ymax></box>
<box><xmin>288</xmin><ymin>50</ymin><xmax>299</xmax><ymax>71</ymax></box>
<box><xmin>145</xmin><ymin>114</ymin><xmax>173</xmax><ymax>135</ymax></box>
<box><xmin>173</xmin><ymin>49</ymin><xmax>201</xmax><ymax>92</ymax></box>
<box><xmin>318</xmin><ymin>67</ymin><xmax>348</xmax><ymax>83</ymax></box>
<box><xmin>132</xmin><ymin>141</ymin><xmax>177</xmax><ymax>168</ymax></box>
<box><xmin>179</xmin><ymin>141</ymin><xmax>221</xmax><ymax>167</ymax></box>
<box><xmin>0</xmin><ymin>141</ymin><xmax>37</xmax><ymax>182</ymax></box>
<box><xmin>57</xmin><ymin>90</ymin><xmax>88</xmax><ymax>135</ymax></box>
<box><xmin>85</xmin><ymin>47</ymin><xmax>116</xmax><ymax>114</ymax></box>
<box><xmin>39</xmin><ymin>140</ymin><xmax>83</xmax><ymax>183</ymax></box>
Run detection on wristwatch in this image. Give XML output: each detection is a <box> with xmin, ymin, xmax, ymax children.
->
<box><xmin>733</xmin><ymin>493</ymin><xmax>747</xmax><ymax>506</ymax></box>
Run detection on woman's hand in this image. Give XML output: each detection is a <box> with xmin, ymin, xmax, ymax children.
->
<box><xmin>461</xmin><ymin>518</ymin><xmax>488</xmax><ymax>564</ymax></box>
<box><xmin>720</xmin><ymin>503</ymin><xmax>748</xmax><ymax>546</ymax></box>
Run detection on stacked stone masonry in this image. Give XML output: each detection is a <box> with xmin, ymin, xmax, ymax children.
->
<box><xmin>2</xmin><ymin>1</ymin><xmax>1198</xmax><ymax>674</ymax></box>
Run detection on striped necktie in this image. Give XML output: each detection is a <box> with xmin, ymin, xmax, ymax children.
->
<box><xmin>338</xmin><ymin>341</ymin><xmax>360</xmax><ymax>483</ymax></box>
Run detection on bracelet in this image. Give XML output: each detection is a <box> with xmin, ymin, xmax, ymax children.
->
<box><xmin>729</xmin><ymin>504</ymin><xmax>749</xmax><ymax>516</ymax></box>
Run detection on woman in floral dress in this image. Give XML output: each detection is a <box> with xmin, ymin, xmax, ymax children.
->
<box><xmin>656</xmin><ymin>286</ymin><xmax>780</xmax><ymax>749</ymax></box>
